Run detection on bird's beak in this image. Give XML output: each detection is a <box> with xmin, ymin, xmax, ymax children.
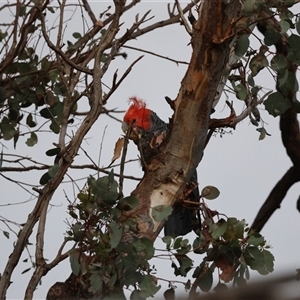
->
<box><xmin>122</xmin><ymin>121</ymin><xmax>129</xmax><ymax>134</ymax></box>
<box><xmin>122</xmin><ymin>121</ymin><xmax>140</xmax><ymax>140</ymax></box>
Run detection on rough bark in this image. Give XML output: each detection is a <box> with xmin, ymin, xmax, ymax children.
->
<box><xmin>123</xmin><ymin>1</ymin><xmax>243</xmax><ymax>240</ymax></box>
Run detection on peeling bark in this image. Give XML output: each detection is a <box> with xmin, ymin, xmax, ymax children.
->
<box><xmin>123</xmin><ymin>1</ymin><xmax>243</xmax><ymax>240</ymax></box>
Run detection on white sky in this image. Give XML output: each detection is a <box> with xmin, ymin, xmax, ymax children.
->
<box><xmin>1</xmin><ymin>1</ymin><xmax>300</xmax><ymax>299</ymax></box>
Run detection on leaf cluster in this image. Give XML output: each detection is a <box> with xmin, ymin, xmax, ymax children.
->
<box><xmin>66</xmin><ymin>171</ymin><xmax>160</xmax><ymax>299</ymax></box>
<box><xmin>227</xmin><ymin>0</ymin><xmax>300</xmax><ymax>140</ymax></box>
<box><xmin>162</xmin><ymin>199</ymin><xmax>274</xmax><ymax>295</ymax></box>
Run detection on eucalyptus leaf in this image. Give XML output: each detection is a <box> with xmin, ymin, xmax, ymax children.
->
<box><xmin>139</xmin><ymin>274</ymin><xmax>161</xmax><ymax>298</ymax></box>
<box><xmin>201</xmin><ymin>185</ymin><xmax>220</xmax><ymax>200</ymax></box>
<box><xmin>198</xmin><ymin>267</ymin><xmax>213</xmax><ymax>292</ymax></box>
<box><xmin>234</xmin><ymin>34</ymin><xmax>249</xmax><ymax>59</ymax></box>
<box><xmin>39</xmin><ymin>172</ymin><xmax>51</xmax><ymax>185</ymax></box>
<box><xmin>264</xmin><ymin>92</ymin><xmax>291</xmax><ymax>117</ymax></box>
<box><xmin>25</xmin><ymin>132</ymin><xmax>38</xmax><ymax>147</ymax></box>
<box><xmin>151</xmin><ymin>205</ymin><xmax>172</xmax><ymax>222</ymax></box>
<box><xmin>117</xmin><ymin>196</ymin><xmax>138</xmax><ymax>211</ymax></box>
<box><xmin>48</xmin><ymin>164</ymin><xmax>59</xmax><ymax>178</ymax></box>
<box><xmin>69</xmin><ymin>250</ymin><xmax>80</xmax><ymax>276</ymax></box>
<box><xmin>109</xmin><ymin>221</ymin><xmax>123</xmax><ymax>249</ymax></box>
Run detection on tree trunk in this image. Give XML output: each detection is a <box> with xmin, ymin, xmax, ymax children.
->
<box><xmin>126</xmin><ymin>1</ymin><xmax>243</xmax><ymax>240</ymax></box>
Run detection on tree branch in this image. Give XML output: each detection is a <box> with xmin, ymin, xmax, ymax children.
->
<box><xmin>0</xmin><ymin>1</ymin><xmax>125</xmax><ymax>297</ymax></box>
<box><xmin>121</xmin><ymin>0</ymin><xmax>243</xmax><ymax>240</ymax></box>
<box><xmin>251</xmin><ymin>166</ymin><xmax>300</xmax><ymax>233</ymax></box>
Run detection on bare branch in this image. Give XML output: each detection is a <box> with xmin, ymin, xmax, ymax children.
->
<box><xmin>122</xmin><ymin>45</ymin><xmax>188</xmax><ymax>65</ymax></box>
<box><xmin>251</xmin><ymin>166</ymin><xmax>300</xmax><ymax>233</ymax></box>
<box><xmin>81</xmin><ymin>0</ymin><xmax>97</xmax><ymax>24</ymax></box>
<box><xmin>103</xmin><ymin>55</ymin><xmax>144</xmax><ymax>103</ymax></box>
<box><xmin>39</xmin><ymin>12</ymin><xmax>93</xmax><ymax>75</ymax></box>
<box><xmin>175</xmin><ymin>0</ymin><xmax>192</xmax><ymax>35</ymax></box>
<box><xmin>0</xmin><ymin>2</ymin><xmax>125</xmax><ymax>296</ymax></box>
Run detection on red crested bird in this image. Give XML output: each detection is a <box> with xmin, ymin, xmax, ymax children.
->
<box><xmin>122</xmin><ymin>96</ymin><xmax>200</xmax><ymax>237</ymax></box>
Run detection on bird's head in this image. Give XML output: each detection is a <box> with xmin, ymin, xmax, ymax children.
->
<box><xmin>122</xmin><ymin>97</ymin><xmax>152</xmax><ymax>140</ymax></box>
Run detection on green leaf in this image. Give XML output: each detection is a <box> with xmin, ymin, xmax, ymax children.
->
<box><xmin>40</xmin><ymin>108</ymin><xmax>53</xmax><ymax>119</ymax></box>
<box><xmin>193</xmin><ymin>233</ymin><xmax>208</xmax><ymax>254</ymax></box>
<box><xmin>244</xmin><ymin>246</ymin><xmax>273</xmax><ymax>275</ymax></box>
<box><xmin>262</xmin><ymin>249</ymin><xmax>274</xmax><ymax>273</ymax></box>
<box><xmin>223</xmin><ymin>218</ymin><xmax>245</xmax><ymax>241</ymax></box>
<box><xmin>109</xmin><ymin>221</ymin><xmax>123</xmax><ymax>249</ymax></box>
<box><xmin>247</xmin><ymin>233</ymin><xmax>265</xmax><ymax>246</ymax></box>
<box><xmin>256</xmin><ymin>127</ymin><xmax>271</xmax><ymax>140</ymax></box>
<box><xmin>264</xmin><ymin>92</ymin><xmax>291</xmax><ymax>117</ymax></box>
<box><xmin>173</xmin><ymin>237</ymin><xmax>183</xmax><ymax>249</ymax></box>
<box><xmin>88</xmin><ymin>175</ymin><xmax>119</xmax><ymax>205</ymax></box>
<box><xmin>133</xmin><ymin>238</ymin><xmax>155</xmax><ymax>259</ymax></box>
<box><xmin>243</xmin><ymin>0</ymin><xmax>263</xmax><ymax>14</ymax></box>
<box><xmin>3</xmin><ymin>231</ymin><xmax>9</xmax><ymax>239</ymax></box>
<box><xmin>13</xmin><ymin>130</ymin><xmax>19</xmax><ymax>149</ymax></box>
<box><xmin>264</xmin><ymin>28</ymin><xmax>281</xmax><ymax>46</ymax></box>
<box><xmin>247</xmin><ymin>74</ymin><xmax>255</xmax><ymax>87</ymax></box>
<box><xmin>133</xmin><ymin>239</ymin><xmax>147</xmax><ymax>252</ymax></box>
<box><xmin>162</xmin><ymin>236</ymin><xmax>172</xmax><ymax>248</ymax></box>
<box><xmin>296</xmin><ymin>20</ymin><xmax>300</xmax><ymax>35</ymax></box>
<box><xmin>214</xmin><ymin>282</ymin><xmax>228</xmax><ymax>292</ymax></box>
<box><xmin>21</xmin><ymin>268</ymin><xmax>31</xmax><ymax>274</ymax></box>
<box><xmin>52</xmin><ymin>101</ymin><xmax>64</xmax><ymax>120</ymax></box>
<box><xmin>47</xmin><ymin>6</ymin><xmax>55</xmax><ymax>13</ymax></box>
<box><xmin>249</xmin><ymin>53</ymin><xmax>268</xmax><ymax>76</ymax></box>
<box><xmin>48</xmin><ymin>164</ymin><xmax>59</xmax><ymax>178</ymax></box>
<box><xmin>73</xmin><ymin>32</ymin><xmax>82</xmax><ymax>39</ymax></box>
<box><xmin>288</xmin><ymin>33</ymin><xmax>300</xmax><ymax>49</ymax></box>
<box><xmin>209</xmin><ymin>219</ymin><xmax>228</xmax><ymax>239</ymax></box>
<box><xmin>279</xmin><ymin>19</ymin><xmax>290</xmax><ymax>33</ymax></box>
<box><xmin>140</xmin><ymin>238</ymin><xmax>155</xmax><ymax>259</ymax></box>
<box><xmin>278</xmin><ymin>69</ymin><xmax>289</xmax><ymax>87</ymax></box>
<box><xmin>201</xmin><ymin>185</ymin><xmax>220</xmax><ymax>200</ymax></box>
<box><xmin>174</xmin><ymin>254</ymin><xmax>193</xmax><ymax>276</ymax></box>
<box><xmin>124</xmin><ymin>266</ymin><xmax>143</xmax><ymax>287</ymax></box>
<box><xmin>0</xmin><ymin>122</ymin><xmax>17</xmax><ymax>141</ymax></box>
<box><xmin>151</xmin><ymin>205</ymin><xmax>172</xmax><ymax>222</ymax></box>
<box><xmin>39</xmin><ymin>172</ymin><xmax>51</xmax><ymax>185</ymax></box>
<box><xmin>67</xmin><ymin>40</ymin><xmax>75</xmax><ymax>50</ymax></box>
<box><xmin>117</xmin><ymin>196</ymin><xmax>138</xmax><ymax>211</ymax></box>
<box><xmin>234</xmin><ymin>34</ymin><xmax>250</xmax><ymax>59</ymax></box>
<box><xmin>25</xmin><ymin>132</ymin><xmax>38</xmax><ymax>147</ymax></box>
<box><xmin>50</xmin><ymin>118</ymin><xmax>60</xmax><ymax>134</ymax></box>
<box><xmin>176</xmin><ymin>238</ymin><xmax>192</xmax><ymax>255</ymax></box>
<box><xmin>270</xmin><ymin>54</ymin><xmax>287</xmax><ymax>71</ymax></box>
<box><xmin>163</xmin><ymin>288</ymin><xmax>175</xmax><ymax>300</ymax></box>
<box><xmin>69</xmin><ymin>250</ymin><xmax>80</xmax><ymax>276</ymax></box>
<box><xmin>46</xmin><ymin>147</ymin><xmax>60</xmax><ymax>156</ymax></box>
<box><xmin>296</xmin><ymin>100</ymin><xmax>300</xmax><ymax>114</ymax></box>
<box><xmin>198</xmin><ymin>267</ymin><xmax>213</xmax><ymax>292</ymax></box>
<box><xmin>26</xmin><ymin>113</ymin><xmax>37</xmax><ymax>128</ymax></box>
<box><xmin>278</xmin><ymin>70</ymin><xmax>298</xmax><ymax>96</ymax></box>
<box><xmin>234</xmin><ymin>83</ymin><xmax>248</xmax><ymax>100</ymax></box>
<box><xmin>89</xmin><ymin>273</ymin><xmax>102</xmax><ymax>293</ymax></box>
<box><xmin>139</xmin><ymin>274</ymin><xmax>161</xmax><ymax>298</ymax></box>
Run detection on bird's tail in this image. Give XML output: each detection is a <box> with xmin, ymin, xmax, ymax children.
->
<box><xmin>164</xmin><ymin>171</ymin><xmax>200</xmax><ymax>237</ymax></box>
<box><xmin>164</xmin><ymin>205</ymin><xmax>197</xmax><ymax>237</ymax></box>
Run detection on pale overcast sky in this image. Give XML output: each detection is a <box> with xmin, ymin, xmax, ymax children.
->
<box><xmin>1</xmin><ymin>2</ymin><xmax>300</xmax><ymax>299</ymax></box>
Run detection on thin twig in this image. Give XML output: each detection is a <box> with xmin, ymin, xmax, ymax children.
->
<box><xmin>122</xmin><ymin>45</ymin><xmax>188</xmax><ymax>65</ymax></box>
<box><xmin>103</xmin><ymin>55</ymin><xmax>144</xmax><ymax>103</ymax></box>
<box><xmin>175</xmin><ymin>0</ymin><xmax>192</xmax><ymax>35</ymax></box>
<box><xmin>97</xmin><ymin>125</ymin><xmax>108</xmax><ymax>178</ymax></box>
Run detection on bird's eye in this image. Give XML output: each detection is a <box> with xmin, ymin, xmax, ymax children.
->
<box><xmin>132</xmin><ymin>118</ymin><xmax>136</xmax><ymax>123</ymax></box>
